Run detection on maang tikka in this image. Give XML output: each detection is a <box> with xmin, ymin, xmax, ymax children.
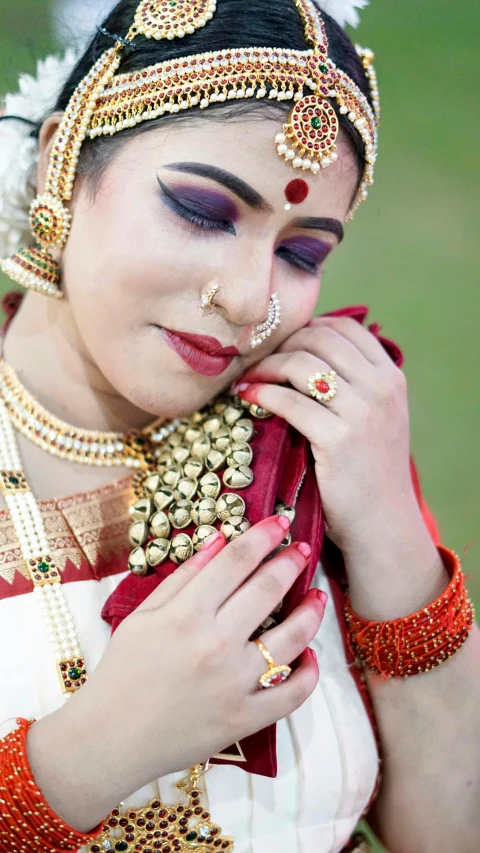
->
<box><xmin>1</xmin><ymin>0</ymin><xmax>379</xmax><ymax>300</ymax></box>
<box><xmin>0</xmin><ymin>0</ymin><xmax>218</xmax><ymax>298</ymax></box>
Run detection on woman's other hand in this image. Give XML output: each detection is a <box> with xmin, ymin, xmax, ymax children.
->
<box><xmin>27</xmin><ymin>515</ymin><xmax>327</xmax><ymax>833</ymax></box>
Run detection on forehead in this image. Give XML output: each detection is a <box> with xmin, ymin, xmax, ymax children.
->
<box><xmin>114</xmin><ymin>114</ymin><xmax>360</xmax><ymax>222</ymax></box>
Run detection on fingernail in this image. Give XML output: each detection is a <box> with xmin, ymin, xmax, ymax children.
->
<box><xmin>296</xmin><ymin>542</ymin><xmax>311</xmax><ymax>558</ymax></box>
<box><xmin>202</xmin><ymin>531</ymin><xmax>223</xmax><ymax>548</ymax></box>
<box><xmin>275</xmin><ymin>514</ymin><xmax>290</xmax><ymax>532</ymax></box>
<box><xmin>316</xmin><ymin>590</ymin><xmax>328</xmax><ymax>606</ymax></box>
<box><xmin>233</xmin><ymin>382</ymin><xmax>251</xmax><ymax>394</ymax></box>
<box><xmin>308</xmin><ymin>647</ymin><xmax>318</xmax><ymax>663</ymax></box>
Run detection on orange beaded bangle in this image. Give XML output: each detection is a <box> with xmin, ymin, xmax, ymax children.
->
<box><xmin>344</xmin><ymin>545</ymin><xmax>475</xmax><ymax>679</ymax></box>
<box><xmin>0</xmin><ymin>717</ymin><xmax>104</xmax><ymax>852</ymax></box>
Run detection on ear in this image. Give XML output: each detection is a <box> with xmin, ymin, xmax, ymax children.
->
<box><xmin>36</xmin><ymin>113</ymin><xmax>64</xmax><ymax>193</ymax></box>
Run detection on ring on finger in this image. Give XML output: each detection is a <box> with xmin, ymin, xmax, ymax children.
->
<box><xmin>254</xmin><ymin>638</ymin><xmax>292</xmax><ymax>689</ymax></box>
<box><xmin>307</xmin><ymin>370</ymin><xmax>338</xmax><ymax>404</ymax></box>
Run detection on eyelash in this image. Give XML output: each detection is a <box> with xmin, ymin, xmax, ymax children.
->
<box><xmin>163</xmin><ymin>190</ymin><xmax>321</xmax><ymax>275</ymax></box>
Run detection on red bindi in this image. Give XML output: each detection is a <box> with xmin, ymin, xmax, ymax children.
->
<box><xmin>284</xmin><ymin>178</ymin><xmax>309</xmax><ymax>205</ymax></box>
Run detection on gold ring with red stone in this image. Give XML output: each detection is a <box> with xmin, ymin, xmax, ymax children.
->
<box><xmin>254</xmin><ymin>638</ymin><xmax>292</xmax><ymax>689</ymax></box>
<box><xmin>307</xmin><ymin>371</ymin><xmax>338</xmax><ymax>404</ymax></box>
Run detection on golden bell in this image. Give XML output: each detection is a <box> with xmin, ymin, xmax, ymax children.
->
<box><xmin>175</xmin><ymin>477</ymin><xmax>198</xmax><ymax>501</ymax></box>
<box><xmin>146</xmin><ymin>538</ymin><xmax>171</xmax><ymax>567</ymax></box>
<box><xmin>212</xmin><ymin>426</ymin><xmax>231</xmax><ymax>453</ymax></box>
<box><xmin>150</xmin><ymin>510</ymin><xmax>171</xmax><ymax>539</ymax></box>
<box><xmin>205</xmin><ymin>449</ymin><xmax>225</xmax><ymax>472</ymax></box>
<box><xmin>220</xmin><ymin>516</ymin><xmax>251</xmax><ymax>540</ymax></box>
<box><xmin>215</xmin><ymin>493</ymin><xmax>246</xmax><ymax>521</ymax></box>
<box><xmin>274</xmin><ymin>501</ymin><xmax>296</xmax><ymax>523</ymax></box>
<box><xmin>170</xmin><ymin>533</ymin><xmax>194</xmax><ymax>564</ymax></box>
<box><xmin>168</xmin><ymin>499</ymin><xmax>194</xmax><ymax>529</ymax></box>
<box><xmin>129</xmin><ymin>520</ymin><xmax>148</xmax><ymax>548</ymax></box>
<box><xmin>184</xmin><ymin>425</ymin><xmax>203</xmax><ymax>444</ymax></box>
<box><xmin>250</xmin><ymin>615</ymin><xmax>277</xmax><ymax>641</ymax></box>
<box><xmin>213</xmin><ymin>399</ymin><xmax>228</xmax><ymax>415</ymax></box>
<box><xmin>131</xmin><ymin>497</ymin><xmax>153</xmax><ymax>522</ymax></box>
<box><xmin>157</xmin><ymin>450</ymin><xmax>174</xmax><ymax>467</ymax></box>
<box><xmin>191</xmin><ymin>497</ymin><xmax>217</xmax><ymax>526</ymax></box>
<box><xmin>198</xmin><ymin>472</ymin><xmax>222</xmax><ymax>499</ymax></box>
<box><xmin>172</xmin><ymin>445</ymin><xmax>191</xmax><ymax>466</ymax></box>
<box><xmin>226</xmin><ymin>442</ymin><xmax>253</xmax><ymax>468</ymax></box>
<box><xmin>268</xmin><ymin>532</ymin><xmax>292</xmax><ymax>559</ymax></box>
<box><xmin>223</xmin><ymin>465</ymin><xmax>254</xmax><ymax>490</ymax></box>
<box><xmin>222</xmin><ymin>404</ymin><xmax>244</xmax><ymax>426</ymax></box>
<box><xmin>231</xmin><ymin>418</ymin><xmax>254</xmax><ymax>444</ymax></box>
<box><xmin>162</xmin><ymin>464</ymin><xmax>182</xmax><ymax>489</ymax></box>
<box><xmin>183</xmin><ymin>459</ymin><xmax>204</xmax><ymax>480</ymax></box>
<box><xmin>167</xmin><ymin>432</ymin><xmax>183</xmax><ymax>449</ymax></box>
<box><xmin>128</xmin><ymin>546</ymin><xmax>148</xmax><ymax>576</ymax></box>
<box><xmin>154</xmin><ymin>487</ymin><xmax>175</xmax><ymax>511</ymax></box>
<box><xmin>202</xmin><ymin>415</ymin><xmax>222</xmax><ymax>435</ymax></box>
<box><xmin>192</xmin><ymin>525</ymin><xmax>218</xmax><ymax>551</ymax></box>
<box><xmin>142</xmin><ymin>473</ymin><xmax>162</xmax><ymax>496</ymax></box>
<box><xmin>191</xmin><ymin>411</ymin><xmax>204</xmax><ymax>424</ymax></box>
<box><xmin>248</xmin><ymin>404</ymin><xmax>272</xmax><ymax>419</ymax></box>
<box><xmin>191</xmin><ymin>435</ymin><xmax>211</xmax><ymax>460</ymax></box>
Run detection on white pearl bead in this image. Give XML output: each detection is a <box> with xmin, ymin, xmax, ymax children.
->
<box><xmin>275</xmin><ymin>133</ymin><xmax>286</xmax><ymax>144</ymax></box>
<box><xmin>292</xmin><ymin>157</ymin><xmax>303</xmax><ymax>169</ymax></box>
<box><xmin>286</xmin><ymin>150</ymin><xmax>295</xmax><ymax>160</ymax></box>
<box><xmin>277</xmin><ymin>144</ymin><xmax>288</xmax><ymax>155</ymax></box>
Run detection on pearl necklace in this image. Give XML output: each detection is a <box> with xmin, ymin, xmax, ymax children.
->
<box><xmin>0</xmin><ymin>399</ymin><xmax>86</xmax><ymax>696</ymax></box>
<box><xmin>0</xmin><ymin>359</ymin><xmax>180</xmax><ymax>468</ymax></box>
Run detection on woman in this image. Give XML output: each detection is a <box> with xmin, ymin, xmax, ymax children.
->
<box><xmin>0</xmin><ymin>1</ymin><xmax>478</xmax><ymax>852</ymax></box>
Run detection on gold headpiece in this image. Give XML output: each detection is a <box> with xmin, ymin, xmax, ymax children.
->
<box><xmin>1</xmin><ymin>0</ymin><xmax>379</xmax><ymax>298</ymax></box>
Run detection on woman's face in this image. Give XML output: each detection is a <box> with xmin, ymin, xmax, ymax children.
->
<box><xmin>49</xmin><ymin>114</ymin><xmax>359</xmax><ymax>419</ymax></box>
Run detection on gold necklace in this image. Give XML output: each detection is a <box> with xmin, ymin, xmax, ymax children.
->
<box><xmin>0</xmin><ymin>359</ymin><xmax>176</xmax><ymax>468</ymax></box>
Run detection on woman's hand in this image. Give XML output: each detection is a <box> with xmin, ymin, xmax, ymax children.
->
<box><xmin>27</xmin><ymin>515</ymin><xmax>326</xmax><ymax>833</ymax></box>
<box><xmin>235</xmin><ymin>315</ymin><xmax>418</xmax><ymax>557</ymax></box>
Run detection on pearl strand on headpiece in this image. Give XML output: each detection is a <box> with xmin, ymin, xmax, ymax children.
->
<box><xmin>0</xmin><ymin>400</ymin><xmax>86</xmax><ymax>698</ymax></box>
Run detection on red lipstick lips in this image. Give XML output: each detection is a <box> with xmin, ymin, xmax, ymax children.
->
<box><xmin>162</xmin><ymin>329</ymin><xmax>240</xmax><ymax>377</ymax></box>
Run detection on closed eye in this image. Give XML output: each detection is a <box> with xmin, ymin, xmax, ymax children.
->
<box><xmin>158</xmin><ymin>177</ymin><xmax>236</xmax><ymax>235</ymax></box>
<box><xmin>275</xmin><ymin>246</ymin><xmax>320</xmax><ymax>275</ymax></box>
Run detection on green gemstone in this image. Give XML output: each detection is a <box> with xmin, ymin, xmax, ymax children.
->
<box><xmin>68</xmin><ymin>666</ymin><xmax>82</xmax><ymax>680</ymax></box>
<box><xmin>8</xmin><ymin>476</ymin><xmax>19</xmax><ymax>485</ymax></box>
<box><xmin>37</xmin><ymin>561</ymin><xmax>50</xmax><ymax>573</ymax></box>
<box><xmin>320</xmin><ymin>63</ymin><xmax>329</xmax><ymax>73</ymax></box>
<box><xmin>115</xmin><ymin>844</ymin><xmax>129</xmax><ymax>852</ymax></box>
<box><xmin>169</xmin><ymin>0</ymin><xmax>177</xmax><ymax>4</ymax></box>
<box><xmin>186</xmin><ymin>832</ymin><xmax>198</xmax><ymax>842</ymax></box>
<box><xmin>311</xmin><ymin>116</ymin><xmax>321</xmax><ymax>129</ymax></box>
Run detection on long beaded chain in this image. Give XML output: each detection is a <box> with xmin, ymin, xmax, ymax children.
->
<box><xmin>0</xmin><ymin>399</ymin><xmax>86</xmax><ymax>696</ymax></box>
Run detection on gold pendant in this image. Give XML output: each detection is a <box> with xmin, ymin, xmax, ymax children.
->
<box><xmin>88</xmin><ymin>765</ymin><xmax>234</xmax><ymax>853</ymax></box>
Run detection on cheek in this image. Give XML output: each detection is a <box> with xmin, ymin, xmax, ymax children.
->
<box><xmin>282</xmin><ymin>275</ymin><xmax>322</xmax><ymax>333</ymax></box>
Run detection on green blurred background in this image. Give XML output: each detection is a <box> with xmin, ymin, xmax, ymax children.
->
<box><xmin>0</xmin><ymin>2</ymin><xmax>478</xmax><ymax>849</ymax></box>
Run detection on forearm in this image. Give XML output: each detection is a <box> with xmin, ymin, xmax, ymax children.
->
<box><xmin>342</xmin><ymin>498</ymin><xmax>480</xmax><ymax>853</ymax></box>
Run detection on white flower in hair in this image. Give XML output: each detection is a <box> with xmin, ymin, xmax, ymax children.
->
<box><xmin>315</xmin><ymin>0</ymin><xmax>369</xmax><ymax>28</ymax></box>
<box><xmin>0</xmin><ymin>49</ymin><xmax>78</xmax><ymax>259</ymax></box>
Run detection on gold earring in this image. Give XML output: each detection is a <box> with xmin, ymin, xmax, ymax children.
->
<box><xmin>200</xmin><ymin>280</ymin><xmax>220</xmax><ymax>310</ymax></box>
<box><xmin>0</xmin><ymin>194</ymin><xmax>70</xmax><ymax>299</ymax></box>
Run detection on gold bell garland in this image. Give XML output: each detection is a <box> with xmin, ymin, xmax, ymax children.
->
<box><xmin>128</xmin><ymin>395</ymin><xmax>273</xmax><ymax>574</ymax></box>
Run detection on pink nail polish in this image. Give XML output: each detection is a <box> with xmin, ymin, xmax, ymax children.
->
<box><xmin>203</xmin><ymin>531</ymin><xmax>223</xmax><ymax>548</ymax></box>
<box><xmin>275</xmin><ymin>514</ymin><xmax>290</xmax><ymax>532</ymax></box>
<box><xmin>296</xmin><ymin>542</ymin><xmax>311</xmax><ymax>558</ymax></box>
<box><xmin>233</xmin><ymin>382</ymin><xmax>251</xmax><ymax>393</ymax></box>
<box><xmin>316</xmin><ymin>590</ymin><xmax>328</xmax><ymax>606</ymax></box>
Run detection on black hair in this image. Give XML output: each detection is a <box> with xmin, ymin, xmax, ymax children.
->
<box><xmin>40</xmin><ymin>0</ymin><xmax>373</xmax><ymax>185</ymax></box>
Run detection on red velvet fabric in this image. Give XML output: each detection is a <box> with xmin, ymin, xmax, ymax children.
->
<box><xmin>100</xmin><ymin>304</ymin><xmax>441</xmax><ymax>790</ymax></box>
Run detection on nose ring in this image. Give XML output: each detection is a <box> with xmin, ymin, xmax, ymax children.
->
<box><xmin>251</xmin><ymin>294</ymin><xmax>282</xmax><ymax>348</ymax></box>
<box><xmin>200</xmin><ymin>279</ymin><xmax>220</xmax><ymax>310</ymax></box>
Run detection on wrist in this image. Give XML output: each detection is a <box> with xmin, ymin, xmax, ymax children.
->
<box><xmin>27</xmin><ymin>703</ymin><xmax>122</xmax><ymax>834</ymax></box>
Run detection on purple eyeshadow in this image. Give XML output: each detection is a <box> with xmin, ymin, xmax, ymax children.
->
<box><xmin>168</xmin><ymin>184</ymin><xmax>240</xmax><ymax>221</ymax></box>
<box><xmin>280</xmin><ymin>236</ymin><xmax>333</xmax><ymax>266</ymax></box>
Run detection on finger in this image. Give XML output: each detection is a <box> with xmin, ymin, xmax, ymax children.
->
<box><xmin>219</xmin><ymin>542</ymin><xmax>312</xmax><ymax>635</ymax></box>
<box><xmin>235</xmin><ymin>381</ymin><xmax>339</xmax><ymax>446</ymax></box>
<box><xmin>251</xmin><ymin>648</ymin><xmax>320</xmax><ymax>725</ymax></box>
<box><xmin>192</xmin><ymin>514</ymin><xmax>291</xmax><ymax>610</ymax></box>
<box><xmin>248</xmin><ymin>588</ymin><xmax>327</xmax><ymax>684</ymax></box>
<box><xmin>309</xmin><ymin>315</ymin><xmax>390</xmax><ymax>367</ymax></box>
<box><xmin>234</xmin><ymin>349</ymin><xmax>352</xmax><ymax>415</ymax></box>
<box><xmin>135</xmin><ymin>531</ymin><xmax>227</xmax><ymax>613</ymax></box>
<box><xmin>275</xmin><ymin>326</ymin><xmax>377</xmax><ymax>387</ymax></box>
